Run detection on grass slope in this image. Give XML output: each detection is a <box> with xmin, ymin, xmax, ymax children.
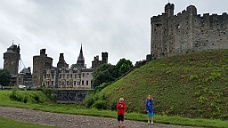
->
<box><xmin>98</xmin><ymin>50</ymin><xmax>228</xmax><ymax>120</ymax></box>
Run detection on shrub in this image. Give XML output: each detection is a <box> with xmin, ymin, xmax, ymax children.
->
<box><xmin>9</xmin><ymin>90</ymin><xmax>49</xmax><ymax>104</ymax></box>
<box><xmin>189</xmin><ymin>75</ymin><xmax>198</xmax><ymax>81</ymax></box>
<box><xmin>84</xmin><ymin>94</ymin><xmax>97</xmax><ymax>108</ymax></box>
<box><xmin>92</xmin><ymin>100</ymin><xmax>107</xmax><ymax>110</ymax></box>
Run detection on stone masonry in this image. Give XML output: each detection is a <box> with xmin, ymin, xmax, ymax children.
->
<box><xmin>151</xmin><ymin>3</ymin><xmax>228</xmax><ymax>58</ymax></box>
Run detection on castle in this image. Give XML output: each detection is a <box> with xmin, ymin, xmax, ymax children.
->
<box><xmin>150</xmin><ymin>3</ymin><xmax>228</xmax><ymax>58</ymax></box>
<box><xmin>3</xmin><ymin>44</ymin><xmax>108</xmax><ymax>89</ymax></box>
<box><xmin>3</xmin><ymin>44</ymin><xmax>20</xmax><ymax>85</ymax></box>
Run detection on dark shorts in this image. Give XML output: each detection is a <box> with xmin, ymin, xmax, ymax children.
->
<box><xmin>117</xmin><ymin>115</ymin><xmax>124</xmax><ymax>121</ymax></box>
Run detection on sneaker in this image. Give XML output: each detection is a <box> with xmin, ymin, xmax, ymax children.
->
<box><xmin>148</xmin><ymin>121</ymin><xmax>150</xmax><ymax>125</ymax></box>
<box><xmin>151</xmin><ymin>121</ymin><xmax>154</xmax><ymax>124</ymax></box>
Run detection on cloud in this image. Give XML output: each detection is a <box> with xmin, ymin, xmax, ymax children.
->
<box><xmin>0</xmin><ymin>0</ymin><xmax>228</xmax><ymax>71</ymax></box>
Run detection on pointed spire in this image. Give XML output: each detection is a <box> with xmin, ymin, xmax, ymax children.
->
<box><xmin>77</xmin><ymin>43</ymin><xmax>85</xmax><ymax>69</ymax></box>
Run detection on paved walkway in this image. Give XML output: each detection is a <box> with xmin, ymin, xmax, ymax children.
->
<box><xmin>0</xmin><ymin>106</ymin><xmax>200</xmax><ymax>128</ymax></box>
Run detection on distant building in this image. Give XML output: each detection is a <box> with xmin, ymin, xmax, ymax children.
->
<box><xmin>57</xmin><ymin>53</ymin><xmax>69</xmax><ymax>69</ymax></box>
<box><xmin>17</xmin><ymin>67</ymin><xmax>32</xmax><ymax>86</ymax></box>
<box><xmin>3</xmin><ymin>43</ymin><xmax>20</xmax><ymax>85</ymax></box>
<box><xmin>32</xmin><ymin>49</ymin><xmax>53</xmax><ymax>87</ymax></box>
<box><xmin>44</xmin><ymin>45</ymin><xmax>93</xmax><ymax>89</ymax></box>
<box><xmin>92</xmin><ymin>52</ymin><xmax>108</xmax><ymax>69</ymax></box>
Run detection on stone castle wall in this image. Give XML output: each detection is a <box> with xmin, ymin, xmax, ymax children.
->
<box><xmin>151</xmin><ymin>3</ymin><xmax>228</xmax><ymax>58</ymax></box>
<box><xmin>32</xmin><ymin>49</ymin><xmax>53</xmax><ymax>87</ymax></box>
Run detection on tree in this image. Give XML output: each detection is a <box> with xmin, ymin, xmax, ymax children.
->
<box><xmin>92</xmin><ymin>64</ymin><xmax>115</xmax><ymax>87</ymax></box>
<box><xmin>115</xmin><ymin>58</ymin><xmax>133</xmax><ymax>77</ymax></box>
<box><xmin>0</xmin><ymin>69</ymin><xmax>11</xmax><ymax>86</ymax></box>
<box><xmin>92</xmin><ymin>58</ymin><xmax>133</xmax><ymax>88</ymax></box>
<box><xmin>70</xmin><ymin>64</ymin><xmax>77</xmax><ymax>69</ymax></box>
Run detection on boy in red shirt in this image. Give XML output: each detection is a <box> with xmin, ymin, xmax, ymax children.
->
<box><xmin>116</xmin><ymin>97</ymin><xmax>126</xmax><ymax>128</ymax></box>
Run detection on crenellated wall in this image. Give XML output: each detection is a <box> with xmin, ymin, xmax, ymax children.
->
<box><xmin>151</xmin><ymin>3</ymin><xmax>228</xmax><ymax>59</ymax></box>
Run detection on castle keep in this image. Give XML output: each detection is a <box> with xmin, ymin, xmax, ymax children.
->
<box><xmin>3</xmin><ymin>44</ymin><xmax>21</xmax><ymax>84</ymax></box>
<box><xmin>151</xmin><ymin>3</ymin><xmax>228</xmax><ymax>58</ymax></box>
<box><xmin>3</xmin><ymin>44</ymin><xmax>20</xmax><ymax>76</ymax></box>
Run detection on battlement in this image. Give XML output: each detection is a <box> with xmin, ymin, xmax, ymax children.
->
<box><xmin>150</xmin><ymin>3</ymin><xmax>228</xmax><ymax>58</ymax></box>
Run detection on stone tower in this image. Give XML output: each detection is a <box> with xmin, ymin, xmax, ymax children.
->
<box><xmin>165</xmin><ymin>3</ymin><xmax>174</xmax><ymax>17</ymax></box>
<box><xmin>101</xmin><ymin>52</ymin><xmax>108</xmax><ymax>64</ymax></box>
<box><xmin>76</xmin><ymin>44</ymin><xmax>85</xmax><ymax>69</ymax></box>
<box><xmin>57</xmin><ymin>53</ymin><xmax>69</xmax><ymax>68</ymax></box>
<box><xmin>92</xmin><ymin>52</ymin><xmax>108</xmax><ymax>69</ymax></box>
<box><xmin>151</xmin><ymin>3</ymin><xmax>228</xmax><ymax>59</ymax></box>
<box><xmin>3</xmin><ymin>44</ymin><xmax>20</xmax><ymax>76</ymax></box>
<box><xmin>32</xmin><ymin>49</ymin><xmax>53</xmax><ymax>87</ymax></box>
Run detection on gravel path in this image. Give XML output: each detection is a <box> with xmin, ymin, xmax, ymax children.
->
<box><xmin>0</xmin><ymin>106</ymin><xmax>200</xmax><ymax>128</ymax></box>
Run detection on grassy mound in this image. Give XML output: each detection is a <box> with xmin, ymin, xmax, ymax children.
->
<box><xmin>95</xmin><ymin>50</ymin><xmax>228</xmax><ymax>120</ymax></box>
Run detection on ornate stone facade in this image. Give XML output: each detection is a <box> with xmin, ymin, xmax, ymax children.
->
<box><xmin>151</xmin><ymin>3</ymin><xmax>228</xmax><ymax>59</ymax></box>
<box><xmin>44</xmin><ymin>45</ymin><xmax>93</xmax><ymax>89</ymax></box>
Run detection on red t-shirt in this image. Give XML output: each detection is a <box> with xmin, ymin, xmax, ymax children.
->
<box><xmin>116</xmin><ymin>102</ymin><xmax>126</xmax><ymax>115</ymax></box>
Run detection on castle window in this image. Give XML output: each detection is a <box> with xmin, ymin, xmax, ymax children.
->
<box><xmin>67</xmin><ymin>74</ymin><xmax>69</xmax><ymax>79</ymax></box>
<box><xmin>155</xmin><ymin>24</ymin><xmax>162</xmax><ymax>27</ymax></box>
<box><xmin>75</xmin><ymin>74</ymin><xmax>77</xmax><ymax>78</ymax></box>
<box><xmin>74</xmin><ymin>81</ymin><xmax>76</xmax><ymax>85</ymax></box>
<box><xmin>83</xmin><ymin>73</ymin><xmax>85</xmax><ymax>77</ymax></box>
<box><xmin>86</xmin><ymin>81</ymin><xmax>88</xmax><ymax>85</ymax></box>
<box><xmin>82</xmin><ymin>80</ymin><xmax>84</xmax><ymax>85</ymax></box>
<box><xmin>67</xmin><ymin>81</ymin><xmax>69</xmax><ymax>86</ymax></box>
<box><xmin>70</xmin><ymin>74</ymin><xmax>72</xmax><ymax>78</ymax></box>
<box><xmin>212</xmin><ymin>43</ymin><xmax>214</xmax><ymax>45</ymax></box>
<box><xmin>51</xmin><ymin>81</ymin><xmax>54</xmax><ymax>85</ymax></box>
<box><xmin>154</xmin><ymin>29</ymin><xmax>156</xmax><ymax>31</ymax></box>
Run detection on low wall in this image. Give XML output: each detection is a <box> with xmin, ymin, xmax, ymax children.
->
<box><xmin>54</xmin><ymin>90</ymin><xmax>89</xmax><ymax>104</ymax></box>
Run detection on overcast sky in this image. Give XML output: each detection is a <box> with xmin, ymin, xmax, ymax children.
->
<box><xmin>0</xmin><ymin>0</ymin><xmax>227</xmax><ymax>71</ymax></box>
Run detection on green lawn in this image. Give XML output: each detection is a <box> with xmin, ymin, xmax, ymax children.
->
<box><xmin>0</xmin><ymin>117</ymin><xmax>56</xmax><ymax>128</ymax></box>
<box><xmin>0</xmin><ymin>90</ymin><xmax>228</xmax><ymax>128</ymax></box>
